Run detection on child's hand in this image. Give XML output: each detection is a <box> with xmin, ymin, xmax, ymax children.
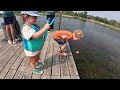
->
<box><xmin>47</xmin><ymin>18</ymin><xmax>55</xmax><ymax>25</ymax></box>
<box><xmin>44</xmin><ymin>23</ymin><xmax>50</xmax><ymax>30</ymax></box>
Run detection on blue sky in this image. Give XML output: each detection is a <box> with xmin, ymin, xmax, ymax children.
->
<box><xmin>74</xmin><ymin>11</ymin><xmax>120</xmax><ymax>22</ymax></box>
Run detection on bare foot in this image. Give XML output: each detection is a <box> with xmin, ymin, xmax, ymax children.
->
<box><xmin>58</xmin><ymin>52</ymin><xmax>67</xmax><ymax>56</ymax></box>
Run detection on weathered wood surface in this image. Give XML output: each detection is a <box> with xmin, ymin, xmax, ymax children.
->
<box><xmin>0</xmin><ymin>31</ymin><xmax>80</xmax><ymax>79</ymax></box>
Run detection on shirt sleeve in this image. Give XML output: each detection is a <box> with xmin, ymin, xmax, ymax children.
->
<box><xmin>66</xmin><ymin>33</ymin><xmax>73</xmax><ymax>40</ymax></box>
<box><xmin>22</xmin><ymin>26</ymin><xmax>36</xmax><ymax>40</ymax></box>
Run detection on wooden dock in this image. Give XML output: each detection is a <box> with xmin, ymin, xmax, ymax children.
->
<box><xmin>0</xmin><ymin>30</ymin><xmax>80</xmax><ymax>79</ymax></box>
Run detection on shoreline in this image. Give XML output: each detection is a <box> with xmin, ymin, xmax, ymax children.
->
<box><xmin>62</xmin><ymin>14</ymin><xmax>120</xmax><ymax>31</ymax></box>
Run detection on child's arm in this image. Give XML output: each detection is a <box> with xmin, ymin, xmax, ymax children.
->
<box><xmin>32</xmin><ymin>23</ymin><xmax>50</xmax><ymax>39</ymax></box>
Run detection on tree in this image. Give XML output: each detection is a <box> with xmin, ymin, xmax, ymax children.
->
<box><xmin>82</xmin><ymin>11</ymin><xmax>87</xmax><ymax>18</ymax></box>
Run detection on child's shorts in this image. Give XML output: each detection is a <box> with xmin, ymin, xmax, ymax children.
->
<box><xmin>27</xmin><ymin>54</ymin><xmax>40</xmax><ymax>64</ymax></box>
<box><xmin>4</xmin><ymin>16</ymin><xmax>14</xmax><ymax>25</ymax></box>
<box><xmin>54</xmin><ymin>39</ymin><xmax>66</xmax><ymax>45</ymax></box>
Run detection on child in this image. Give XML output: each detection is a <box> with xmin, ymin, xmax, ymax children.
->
<box><xmin>21</xmin><ymin>11</ymin><xmax>51</xmax><ymax>74</ymax></box>
<box><xmin>53</xmin><ymin>30</ymin><xmax>84</xmax><ymax>56</ymax></box>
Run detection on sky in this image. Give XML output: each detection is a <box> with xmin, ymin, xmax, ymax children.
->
<box><xmin>74</xmin><ymin>11</ymin><xmax>120</xmax><ymax>22</ymax></box>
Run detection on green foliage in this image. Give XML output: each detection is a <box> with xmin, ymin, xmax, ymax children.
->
<box><xmin>13</xmin><ymin>11</ymin><xmax>21</xmax><ymax>15</ymax></box>
<box><xmin>63</xmin><ymin>11</ymin><xmax>120</xmax><ymax>29</ymax></box>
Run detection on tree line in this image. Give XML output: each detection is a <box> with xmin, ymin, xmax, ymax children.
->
<box><xmin>62</xmin><ymin>11</ymin><xmax>120</xmax><ymax>29</ymax></box>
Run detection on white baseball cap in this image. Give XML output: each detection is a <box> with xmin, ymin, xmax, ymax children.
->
<box><xmin>21</xmin><ymin>11</ymin><xmax>26</xmax><ymax>14</ymax></box>
<box><xmin>23</xmin><ymin>11</ymin><xmax>40</xmax><ymax>16</ymax></box>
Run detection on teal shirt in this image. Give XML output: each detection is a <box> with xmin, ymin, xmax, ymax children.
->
<box><xmin>46</xmin><ymin>11</ymin><xmax>55</xmax><ymax>16</ymax></box>
<box><xmin>3</xmin><ymin>11</ymin><xmax>14</xmax><ymax>17</ymax></box>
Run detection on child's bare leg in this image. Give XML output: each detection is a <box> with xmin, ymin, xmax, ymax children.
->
<box><xmin>28</xmin><ymin>55</ymin><xmax>39</xmax><ymax>69</ymax></box>
<box><xmin>58</xmin><ymin>44</ymin><xmax>67</xmax><ymax>56</ymax></box>
<box><xmin>60</xmin><ymin>44</ymin><xmax>66</xmax><ymax>52</ymax></box>
<box><xmin>31</xmin><ymin>63</ymin><xmax>36</xmax><ymax>69</ymax></box>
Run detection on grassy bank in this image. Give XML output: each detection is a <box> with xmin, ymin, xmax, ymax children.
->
<box><xmin>62</xmin><ymin>14</ymin><xmax>120</xmax><ymax>31</ymax></box>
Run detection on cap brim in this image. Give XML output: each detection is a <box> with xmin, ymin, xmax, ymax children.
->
<box><xmin>28</xmin><ymin>14</ymin><xmax>40</xmax><ymax>16</ymax></box>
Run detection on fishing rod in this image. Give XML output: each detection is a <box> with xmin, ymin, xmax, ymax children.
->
<box><xmin>59</xmin><ymin>11</ymin><xmax>62</xmax><ymax>30</ymax></box>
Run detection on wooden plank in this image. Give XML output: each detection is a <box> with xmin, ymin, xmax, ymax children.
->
<box><xmin>18</xmin><ymin>57</ymin><xmax>29</xmax><ymax>72</ymax></box>
<box><xmin>0</xmin><ymin>67</ymin><xmax>2</xmax><ymax>73</ymax></box>
<box><xmin>0</xmin><ymin>33</ymin><xmax>4</xmax><ymax>38</ymax></box>
<box><xmin>0</xmin><ymin>34</ymin><xmax>7</xmax><ymax>48</ymax></box>
<box><xmin>0</xmin><ymin>45</ymin><xmax>15</xmax><ymax>68</ymax></box>
<box><xmin>5</xmin><ymin>69</ymin><xmax>16</xmax><ymax>79</ymax></box>
<box><xmin>32</xmin><ymin>74</ymin><xmax>41</xmax><ymax>79</ymax></box>
<box><xmin>0</xmin><ymin>68</ymin><xmax>9</xmax><ymax>79</ymax></box>
<box><xmin>40</xmin><ymin>32</ymin><xmax>51</xmax><ymax>61</ymax></box>
<box><xmin>0</xmin><ymin>30</ymin><xmax>3</xmax><ymax>36</ymax></box>
<box><xmin>0</xmin><ymin>34</ymin><xmax>6</xmax><ymax>42</ymax></box>
<box><xmin>0</xmin><ymin>43</ymin><xmax>11</xmax><ymax>59</ymax></box>
<box><xmin>40</xmin><ymin>32</ymin><xmax>51</xmax><ymax>78</ymax></box>
<box><xmin>0</xmin><ymin>43</ymin><xmax>21</xmax><ymax>69</ymax></box>
<box><xmin>22</xmin><ymin>72</ymin><xmax>32</xmax><ymax>79</ymax></box>
<box><xmin>66</xmin><ymin>43</ymin><xmax>79</xmax><ymax>77</ymax></box>
<box><xmin>51</xmin><ymin>40</ymin><xmax>60</xmax><ymax>76</ymax></box>
<box><xmin>51</xmin><ymin>76</ymin><xmax>60</xmax><ymax>79</ymax></box>
<box><xmin>24</xmin><ymin>63</ymin><xmax>33</xmax><ymax>73</ymax></box>
<box><xmin>70</xmin><ymin>76</ymin><xmax>80</xmax><ymax>79</ymax></box>
<box><xmin>41</xmin><ymin>76</ymin><xmax>50</xmax><ymax>79</ymax></box>
<box><xmin>38</xmin><ymin>33</ymin><xmax>51</xmax><ymax>72</ymax></box>
<box><xmin>61</xmin><ymin>76</ymin><xmax>71</xmax><ymax>79</ymax></box>
<box><xmin>42</xmin><ymin>33</ymin><xmax>54</xmax><ymax>76</ymax></box>
<box><xmin>60</xmin><ymin>55</ymin><xmax>70</xmax><ymax>76</ymax></box>
<box><xmin>0</xmin><ymin>44</ymin><xmax>23</xmax><ymax>79</ymax></box>
<box><xmin>13</xmin><ymin>71</ymin><xmax>24</xmax><ymax>79</ymax></box>
<box><xmin>67</xmin><ymin>55</ymin><xmax>79</xmax><ymax>76</ymax></box>
<box><xmin>0</xmin><ymin>40</ymin><xmax>7</xmax><ymax>48</ymax></box>
<box><xmin>4</xmin><ymin>46</ymin><xmax>23</xmax><ymax>69</ymax></box>
<box><xmin>11</xmin><ymin>51</ymin><xmax>26</xmax><ymax>70</ymax></box>
<box><xmin>14</xmin><ymin>57</ymin><xmax>28</xmax><ymax>79</ymax></box>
